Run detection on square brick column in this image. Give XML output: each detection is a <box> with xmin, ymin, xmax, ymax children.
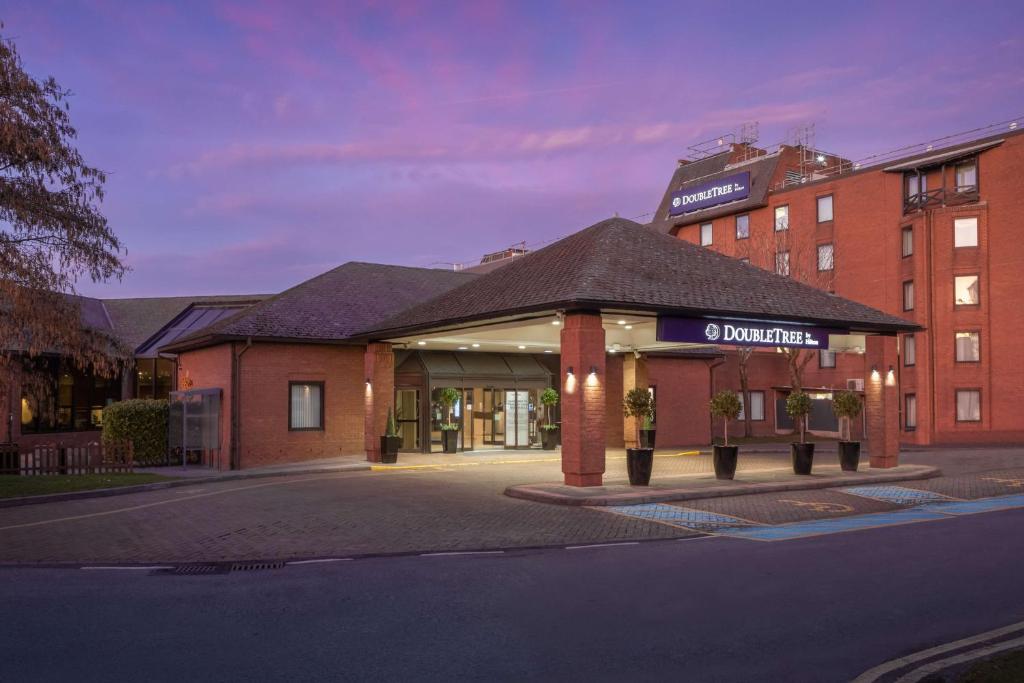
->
<box><xmin>865</xmin><ymin>335</ymin><xmax>899</xmax><ymax>468</ymax></box>
<box><xmin>364</xmin><ymin>342</ymin><xmax>394</xmax><ymax>463</ymax></box>
<box><xmin>560</xmin><ymin>312</ymin><xmax>606</xmax><ymax>486</ymax></box>
<box><xmin>622</xmin><ymin>353</ymin><xmax>648</xmax><ymax>448</ymax></box>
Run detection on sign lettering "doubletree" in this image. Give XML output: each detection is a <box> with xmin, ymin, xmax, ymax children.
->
<box><xmin>656</xmin><ymin>316</ymin><xmax>845</xmax><ymax>349</ymax></box>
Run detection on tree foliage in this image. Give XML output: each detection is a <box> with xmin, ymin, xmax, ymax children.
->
<box><xmin>102</xmin><ymin>399</ymin><xmax>168</xmax><ymax>465</ymax></box>
<box><xmin>1</xmin><ymin>28</ymin><xmax>129</xmax><ymax>407</ymax></box>
<box><xmin>709</xmin><ymin>389</ymin><xmax>742</xmax><ymax>447</ymax></box>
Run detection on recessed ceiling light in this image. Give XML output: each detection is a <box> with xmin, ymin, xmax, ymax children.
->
<box><xmin>458</xmin><ymin>346</ymin><xmax>468</xmax><ymax>350</ymax></box>
<box><xmin>518</xmin><ymin>345</ymin><xmax>526</xmax><ymax>350</ymax></box>
<box><xmin>608</xmin><ymin>348</ymin><xmax>617</xmax><ymax>353</ymax></box>
<box><xmin>551</xmin><ymin>320</ymin><xmax>560</xmax><ymax>325</ymax></box>
<box><xmin>417</xmin><ymin>341</ymin><xmax>426</xmax><ymax>346</ymax></box>
<box><xmin>617</xmin><ymin>320</ymin><xmax>627</xmax><ymax>325</ymax></box>
<box><xmin>471</xmin><ymin>343</ymin><xmax>480</xmax><ymax>348</ymax></box>
<box><xmin>544</xmin><ymin>350</ymin><xmax>552</xmax><ymax>353</ymax></box>
<box><xmin>625</xmin><ymin>325</ymin><xmax>633</xmax><ymax>330</ymax></box>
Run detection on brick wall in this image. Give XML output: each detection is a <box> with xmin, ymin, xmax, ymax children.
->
<box><xmin>176</xmin><ymin>344</ymin><xmax>234</xmax><ymax>467</ymax></box>
<box><xmin>560</xmin><ymin>312</ymin><xmax>606</xmax><ymax>486</ymax></box>
<box><xmin>648</xmin><ymin>356</ymin><xmax>713</xmax><ymax>446</ymax></box>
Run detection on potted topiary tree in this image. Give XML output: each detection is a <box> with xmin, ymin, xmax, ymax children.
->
<box><xmin>438</xmin><ymin>387</ymin><xmax>460</xmax><ymax>454</ymax></box>
<box><xmin>540</xmin><ymin>387</ymin><xmax>560</xmax><ymax>450</ymax></box>
<box><xmin>623</xmin><ymin>387</ymin><xmax>656</xmax><ymax>486</ymax></box>
<box><xmin>786</xmin><ymin>390</ymin><xmax>814</xmax><ymax>475</ymax></box>
<box><xmin>832</xmin><ymin>390</ymin><xmax>863</xmax><ymax>471</ymax></box>
<box><xmin>709</xmin><ymin>390</ymin><xmax>742</xmax><ymax>480</ymax></box>
<box><xmin>380</xmin><ymin>407</ymin><xmax>400</xmax><ymax>464</ymax></box>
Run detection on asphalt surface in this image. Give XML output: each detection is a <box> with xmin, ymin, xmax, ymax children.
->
<box><xmin>3</xmin><ymin>506</ymin><xmax>1023</xmax><ymax>682</ymax></box>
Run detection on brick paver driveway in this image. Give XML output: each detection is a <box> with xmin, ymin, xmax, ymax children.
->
<box><xmin>1</xmin><ymin>447</ymin><xmax>1021</xmax><ymax>564</ymax></box>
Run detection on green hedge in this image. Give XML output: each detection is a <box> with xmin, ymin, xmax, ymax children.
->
<box><xmin>102</xmin><ymin>399</ymin><xmax>168</xmax><ymax>465</ymax></box>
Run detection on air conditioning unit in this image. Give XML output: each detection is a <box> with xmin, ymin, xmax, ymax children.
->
<box><xmin>846</xmin><ymin>378</ymin><xmax>865</xmax><ymax>392</ymax></box>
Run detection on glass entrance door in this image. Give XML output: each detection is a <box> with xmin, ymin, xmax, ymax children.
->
<box><xmin>395</xmin><ymin>389</ymin><xmax>419</xmax><ymax>450</ymax></box>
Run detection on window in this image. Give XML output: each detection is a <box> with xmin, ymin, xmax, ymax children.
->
<box><xmin>135</xmin><ymin>358</ymin><xmax>175</xmax><ymax>400</ymax></box>
<box><xmin>955</xmin><ymin>331</ymin><xmax>980</xmax><ymax>362</ymax></box>
<box><xmin>817</xmin><ymin>243</ymin><xmax>834</xmax><ymax>271</ymax></box>
<box><xmin>954</xmin><ymin>275</ymin><xmax>980</xmax><ymax>306</ymax></box>
<box><xmin>289</xmin><ymin>381</ymin><xmax>324</xmax><ymax>430</ymax></box>
<box><xmin>774</xmin><ymin>205</ymin><xmax>789</xmax><ymax>231</ymax></box>
<box><xmin>955</xmin><ymin>161</ymin><xmax>977</xmax><ymax>192</ymax></box>
<box><xmin>20</xmin><ymin>359</ymin><xmax>122</xmax><ymax>434</ymax></box>
<box><xmin>905</xmin><ymin>173</ymin><xmax>927</xmax><ymax>199</ymax></box>
<box><xmin>955</xmin><ymin>389</ymin><xmax>981</xmax><ymax>422</ymax></box>
<box><xmin>901</xmin><ymin>227</ymin><xmax>914</xmax><ymax>257</ymax></box>
<box><xmin>735</xmin><ymin>214</ymin><xmax>750</xmax><ymax>240</ymax></box>
<box><xmin>903</xmin><ymin>280</ymin><xmax>915</xmax><ymax>311</ymax></box>
<box><xmin>904</xmin><ymin>334</ymin><xmax>916</xmax><ymax>367</ymax></box>
<box><xmin>817</xmin><ymin>195</ymin><xmax>833</xmax><ymax>222</ymax></box>
<box><xmin>775</xmin><ymin>251</ymin><xmax>790</xmax><ymax>276</ymax></box>
<box><xmin>700</xmin><ymin>222</ymin><xmax>713</xmax><ymax>246</ymax></box>
<box><xmin>738</xmin><ymin>390</ymin><xmax>765</xmax><ymax>421</ymax></box>
<box><xmin>954</xmin><ymin>217</ymin><xmax>978</xmax><ymax>248</ymax></box>
<box><xmin>905</xmin><ymin>394</ymin><xmax>917</xmax><ymax>431</ymax></box>
<box><xmin>819</xmin><ymin>349</ymin><xmax>836</xmax><ymax>368</ymax></box>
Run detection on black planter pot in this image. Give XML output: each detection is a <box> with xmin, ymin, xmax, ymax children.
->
<box><xmin>626</xmin><ymin>448</ymin><xmax>654</xmax><ymax>486</ymax></box>
<box><xmin>379</xmin><ymin>435</ymin><xmax>401</xmax><ymax>464</ymax></box>
<box><xmin>639</xmin><ymin>429</ymin><xmax>656</xmax><ymax>449</ymax></box>
<box><xmin>442</xmin><ymin>429</ymin><xmax>459</xmax><ymax>454</ymax></box>
<box><xmin>713</xmin><ymin>445</ymin><xmax>739</xmax><ymax>480</ymax></box>
<box><xmin>838</xmin><ymin>441</ymin><xmax>861</xmax><ymax>472</ymax></box>
<box><xmin>541</xmin><ymin>429</ymin><xmax>559</xmax><ymax>450</ymax></box>
<box><xmin>791</xmin><ymin>442</ymin><xmax>815</xmax><ymax>475</ymax></box>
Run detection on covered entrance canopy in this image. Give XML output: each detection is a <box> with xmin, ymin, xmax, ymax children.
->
<box><xmin>357</xmin><ymin>218</ymin><xmax>920</xmax><ymax>486</ymax></box>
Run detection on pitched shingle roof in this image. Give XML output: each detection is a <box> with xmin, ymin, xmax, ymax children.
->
<box><xmin>361</xmin><ymin>217</ymin><xmax>919</xmax><ymax>338</ymax></box>
<box><xmin>160</xmin><ymin>262</ymin><xmax>477</xmax><ymax>352</ymax></box>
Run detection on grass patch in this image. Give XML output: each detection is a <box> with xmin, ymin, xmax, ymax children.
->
<box><xmin>0</xmin><ymin>473</ymin><xmax>177</xmax><ymax>499</ymax></box>
<box><xmin>958</xmin><ymin>647</ymin><xmax>1024</xmax><ymax>682</ymax></box>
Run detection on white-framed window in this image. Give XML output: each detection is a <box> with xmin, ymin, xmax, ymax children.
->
<box><xmin>954</xmin><ymin>217</ymin><xmax>978</xmax><ymax>248</ymax></box>
<box><xmin>735</xmin><ymin>214</ymin><xmax>750</xmax><ymax>240</ymax></box>
<box><xmin>903</xmin><ymin>280</ymin><xmax>914</xmax><ymax>311</ymax></box>
<box><xmin>774</xmin><ymin>205</ymin><xmax>789</xmax><ymax>231</ymax></box>
<box><xmin>700</xmin><ymin>222</ymin><xmax>713</xmax><ymax>246</ymax></box>
<box><xmin>817</xmin><ymin>195</ymin><xmax>834</xmax><ymax>222</ymax></box>
<box><xmin>817</xmin><ymin>243</ymin><xmax>834</xmax><ymax>271</ymax></box>
<box><xmin>289</xmin><ymin>381</ymin><xmax>324</xmax><ymax>431</ymax></box>
<box><xmin>954</xmin><ymin>275</ymin><xmax>980</xmax><ymax>306</ymax></box>
<box><xmin>905</xmin><ymin>394</ymin><xmax>917</xmax><ymax>430</ymax></box>
<box><xmin>901</xmin><ymin>227</ymin><xmax>914</xmax><ymax>257</ymax></box>
<box><xmin>905</xmin><ymin>173</ymin><xmax>927</xmax><ymax>199</ymax></box>
<box><xmin>955</xmin><ymin>162</ymin><xmax>977</xmax><ymax>192</ymax></box>
<box><xmin>904</xmin><ymin>334</ymin><xmax>916</xmax><ymax>367</ymax></box>
<box><xmin>955</xmin><ymin>331</ymin><xmax>980</xmax><ymax>362</ymax></box>
<box><xmin>956</xmin><ymin>389</ymin><xmax>981</xmax><ymax>422</ymax></box>
<box><xmin>738</xmin><ymin>390</ymin><xmax>765</xmax><ymax>421</ymax></box>
<box><xmin>819</xmin><ymin>349</ymin><xmax>836</xmax><ymax>368</ymax></box>
<box><xmin>775</xmin><ymin>251</ymin><xmax>790</xmax><ymax>276</ymax></box>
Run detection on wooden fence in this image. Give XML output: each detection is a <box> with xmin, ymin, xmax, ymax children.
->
<box><xmin>0</xmin><ymin>442</ymin><xmax>134</xmax><ymax>476</ymax></box>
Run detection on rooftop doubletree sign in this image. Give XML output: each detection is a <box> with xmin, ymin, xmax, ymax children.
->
<box><xmin>669</xmin><ymin>171</ymin><xmax>750</xmax><ymax>215</ymax></box>
<box><xmin>657</xmin><ymin>316</ymin><xmax>845</xmax><ymax>349</ymax></box>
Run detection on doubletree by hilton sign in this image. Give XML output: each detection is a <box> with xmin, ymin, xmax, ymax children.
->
<box><xmin>669</xmin><ymin>171</ymin><xmax>750</xmax><ymax>216</ymax></box>
<box><xmin>657</xmin><ymin>316</ymin><xmax>844</xmax><ymax>349</ymax></box>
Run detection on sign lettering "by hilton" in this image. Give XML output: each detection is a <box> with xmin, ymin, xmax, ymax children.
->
<box><xmin>668</xmin><ymin>171</ymin><xmax>751</xmax><ymax>216</ymax></box>
<box><xmin>656</xmin><ymin>316</ymin><xmax>844</xmax><ymax>350</ymax></box>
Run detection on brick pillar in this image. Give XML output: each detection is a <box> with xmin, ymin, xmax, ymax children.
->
<box><xmin>865</xmin><ymin>335</ymin><xmax>899</xmax><ymax>468</ymax></box>
<box><xmin>364</xmin><ymin>342</ymin><xmax>394</xmax><ymax>463</ymax></box>
<box><xmin>622</xmin><ymin>353</ymin><xmax>648</xmax><ymax>449</ymax></box>
<box><xmin>560</xmin><ymin>312</ymin><xmax>606</xmax><ymax>486</ymax></box>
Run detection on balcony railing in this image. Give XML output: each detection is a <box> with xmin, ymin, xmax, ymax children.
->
<box><xmin>904</xmin><ymin>186</ymin><xmax>979</xmax><ymax>214</ymax></box>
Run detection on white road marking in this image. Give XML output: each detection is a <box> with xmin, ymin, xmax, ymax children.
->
<box><xmin>419</xmin><ymin>550</ymin><xmax>505</xmax><ymax>557</ymax></box>
<box><xmin>565</xmin><ymin>542</ymin><xmax>639</xmax><ymax>550</ymax></box>
<box><xmin>286</xmin><ymin>558</ymin><xmax>354</xmax><ymax>565</ymax></box>
<box><xmin>852</xmin><ymin>619</ymin><xmax>1024</xmax><ymax>683</ymax></box>
<box><xmin>894</xmin><ymin>635</ymin><xmax>1024</xmax><ymax>683</ymax></box>
<box><xmin>0</xmin><ymin>472</ymin><xmax>366</xmax><ymax>532</ymax></box>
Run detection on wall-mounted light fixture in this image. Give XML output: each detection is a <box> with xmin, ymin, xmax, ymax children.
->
<box><xmin>589</xmin><ymin>366</ymin><xmax>598</xmax><ymax>376</ymax></box>
<box><xmin>886</xmin><ymin>365</ymin><xmax>896</xmax><ymax>386</ymax></box>
<box><xmin>566</xmin><ymin>366</ymin><xmax>575</xmax><ymax>376</ymax></box>
<box><xmin>870</xmin><ymin>365</ymin><xmax>881</xmax><ymax>382</ymax></box>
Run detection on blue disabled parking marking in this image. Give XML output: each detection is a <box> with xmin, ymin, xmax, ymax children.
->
<box><xmin>918</xmin><ymin>493</ymin><xmax>1024</xmax><ymax>516</ymax></box>
<box><xmin>714</xmin><ymin>509</ymin><xmax>951</xmax><ymax>542</ymax></box>
<box><xmin>601</xmin><ymin>503</ymin><xmax>756</xmax><ymax>532</ymax></box>
<box><xmin>840</xmin><ymin>485</ymin><xmax>955</xmax><ymax>506</ymax></box>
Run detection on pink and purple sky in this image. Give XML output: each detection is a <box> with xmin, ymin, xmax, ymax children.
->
<box><xmin>6</xmin><ymin>1</ymin><xmax>1024</xmax><ymax>297</ymax></box>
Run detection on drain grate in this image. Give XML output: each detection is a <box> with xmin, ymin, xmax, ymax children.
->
<box><xmin>153</xmin><ymin>563</ymin><xmax>231</xmax><ymax>576</ymax></box>
<box><xmin>230</xmin><ymin>561</ymin><xmax>286</xmax><ymax>572</ymax></box>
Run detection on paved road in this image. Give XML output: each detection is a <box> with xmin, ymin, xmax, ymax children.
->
<box><xmin>2</xmin><ymin>506</ymin><xmax>1023</xmax><ymax>682</ymax></box>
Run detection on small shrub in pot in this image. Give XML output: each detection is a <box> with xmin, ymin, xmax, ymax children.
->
<box><xmin>786</xmin><ymin>390</ymin><xmax>815</xmax><ymax>475</ymax></box>
<box><xmin>709</xmin><ymin>390</ymin><xmax>742</xmax><ymax>480</ymax></box>
<box><xmin>832</xmin><ymin>390</ymin><xmax>863</xmax><ymax>472</ymax></box>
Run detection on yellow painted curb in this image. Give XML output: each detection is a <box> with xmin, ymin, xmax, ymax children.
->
<box><xmin>371</xmin><ymin>451</ymin><xmax>702</xmax><ymax>472</ymax></box>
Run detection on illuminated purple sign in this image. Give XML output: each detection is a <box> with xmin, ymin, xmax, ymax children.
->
<box><xmin>668</xmin><ymin>171</ymin><xmax>750</xmax><ymax>216</ymax></box>
<box><xmin>657</xmin><ymin>316</ymin><xmax>844</xmax><ymax>349</ymax></box>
